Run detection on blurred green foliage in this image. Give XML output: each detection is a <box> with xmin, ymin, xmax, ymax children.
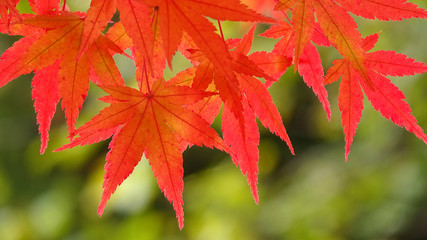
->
<box><xmin>0</xmin><ymin>1</ymin><xmax>427</xmax><ymax>240</ymax></box>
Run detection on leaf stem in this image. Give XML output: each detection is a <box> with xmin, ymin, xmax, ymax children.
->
<box><xmin>284</xmin><ymin>10</ymin><xmax>293</xmax><ymax>25</ymax></box>
<box><xmin>217</xmin><ymin>20</ymin><xmax>225</xmax><ymax>41</ymax></box>
<box><xmin>142</xmin><ymin>61</ymin><xmax>151</xmax><ymax>93</ymax></box>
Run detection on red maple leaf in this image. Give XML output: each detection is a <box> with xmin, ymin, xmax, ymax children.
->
<box><xmin>324</xmin><ymin>34</ymin><xmax>427</xmax><ymax>160</ymax></box>
<box><xmin>176</xmin><ymin>26</ymin><xmax>294</xmax><ymax>203</ymax></box>
<box><xmin>263</xmin><ymin>0</ymin><xmax>427</xmax><ymax>159</ymax></box>
<box><xmin>0</xmin><ymin>0</ymin><xmax>426</xmax><ymax>230</ymax></box>
<box><xmin>58</xmin><ymin>78</ymin><xmax>231</xmax><ymax>229</ymax></box>
<box><xmin>0</xmin><ymin>12</ymin><xmax>125</xmax><ymax>153</ymax></box>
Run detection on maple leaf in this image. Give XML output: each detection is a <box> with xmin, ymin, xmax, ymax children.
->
<box><xmin>0</xmin><ymin>0</ymin><xmax>426</xmax><ymax>230</ymax></box>
<box><xmin>268</xmin><ymin>1</ymin><xmax>427</xmax><ymax>159</ymax></box>
<box><xmin>324</xmin><ymin>35</ymin><xmax>427</xmax><ymax>160</ymax></box>
<box><xmin>137</xmin><ymin>0</ymin><xmax>274</xmax><ymax>127</ymax></box>
<box><xmin>0</xmin><ymin>12</ymin><xmax>125</xmax><ymax>152</ymax></box>
<box><xmin>179</xmin><ymin>26</ymin><xmax>294</xmax><ymax>202</ymax></box>
<box><xmin>0</xmin><ymin>14</ymin><xmax>84</xmax><ymax>136</ymax></box>
<box><xmin>58</xmin><ymin>78</ymin><xmax>231</xmax><ymax>229</ymax></box>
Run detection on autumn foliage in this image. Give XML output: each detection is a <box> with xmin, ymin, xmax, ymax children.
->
<box><xmin>1</xmin><ymin>0</ymin><xmax>426</xmax><ymax>229</ymax></box>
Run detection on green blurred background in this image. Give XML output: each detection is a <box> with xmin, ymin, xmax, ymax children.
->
<box><xmin>1</xmin><ymin>1</ymin><xmax>427</xmax><ymax>239</ymax></box>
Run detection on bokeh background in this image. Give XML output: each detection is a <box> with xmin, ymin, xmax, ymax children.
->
<box><xmin>1</xmin><ymin>1</ymin><xmax>427</xmax><ymax>239</ymax></box>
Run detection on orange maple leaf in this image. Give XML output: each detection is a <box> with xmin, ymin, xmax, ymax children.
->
<box><xmin>58</xmin><ymin>78</ymin><xmax>231</xmax><ymax>228</ymax></box>
<box><xmin>0</xmin><ymin>12</ymin><xmax>125</xmax><ymax>152</ymax></box>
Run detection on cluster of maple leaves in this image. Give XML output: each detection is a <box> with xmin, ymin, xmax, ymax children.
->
<box><xmin>1</xmin><ymin>0</ymin><xmax>426</xmax><ymax>229</ymax></box>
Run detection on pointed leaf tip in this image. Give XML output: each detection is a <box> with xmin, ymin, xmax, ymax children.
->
<box><xmin>97</xmin><ymin>203</ymin><xmax>105</xmax><ymax>217</ymax></box>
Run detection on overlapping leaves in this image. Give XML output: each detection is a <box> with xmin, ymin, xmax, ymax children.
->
<box><xmin>0</xmin><ymin>0</ymin><xmax>426</xmax><ymax>229</ymax></box>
